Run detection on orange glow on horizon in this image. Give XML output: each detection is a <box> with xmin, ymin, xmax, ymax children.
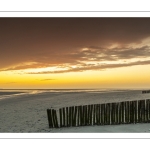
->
<box><xmin>1</xmin><ymin>64</ymin><xmax>150</xmax><ymax>89</ymax></box>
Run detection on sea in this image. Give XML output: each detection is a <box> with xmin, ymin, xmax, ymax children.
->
<box><xmin>0</xmin><ymin>88</ymin><xmax>150</xmax><ymax>104</ymax></box>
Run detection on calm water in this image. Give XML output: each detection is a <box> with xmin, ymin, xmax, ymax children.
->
<box><xmin>0</xmin><ymin>88</ymin><xmax>150</xmax><ymax>102</ymax></box>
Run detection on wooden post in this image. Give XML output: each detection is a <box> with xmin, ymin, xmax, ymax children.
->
<box><xmin>125</xmin><ymin>101</ymin><xmax>129</xmax><ymax>124</ymax></box>
<box><xmin>115</xmin><ymin>103</ymin><xmax>119</xmax><ymax>124</ymax></box>
<box><xmin>93</xmin><ymin>105</ymin><xmax>96</xmax><ymax>125</ymax></box>
<box><xmin>149</xmin><ymin>99</ymin><xmax>150</xmax><ymax>122</ymax></box>
<box><xmin>47</xmin><ymin>109</ymin><xmax>50</xmax><ymax>127</ymax></box>
<box><xmin>138</xmin><ymin>100</ymin><xmax>142</xmax><ymax>123</ymax></box>
<box><xmin>133</xmin><ymin>101</ymin><xmax>136</xmax><ymax>123</ymax></box>
<box><xmin>143</xmin><ymin>100</ymin><xmax>146</xmax><ymax>122</ymax></box>
<box><xmin>88</xmin><ymin>105</ymin><xmax>91</xmax><ymax>125</ymax></box>
<box><xmin>69</xmin><ymin>107</ymin><xmax>72</xmax><ymax>126</ymax></box>
<box><xmin>82</xmin><ymin>106</ymin><xmax>85</xmax><ymax>126</ymax></box>
<box><xmin>128</xmin><ymin>101</ymin><xmax>131</xmax><ymax>123</ymax></box>
<box><xmin>141</xmin><ymin>100</ymin><xmax>145</xmax><ymax>122</ymax></box>
<box><xmin>135</xmin><ymin>100</ymin><xmax>138</xmax><ymax>123</ymax></box>
<box><xmin>79</xmin><ymin>106</ymin><xmax>82</xmax><ymax>126</ymax></box>
<box><xmin>144</xmin><ymin>100</ymin><xmax>147</xmax><ymax>122</ymax></box>
<box><xmin>130</xmin><ymin>101</ymin><xmax>133</xmax><ymax>123</ymax></box>
<box><xmin>85</xmin><ymin>105</ymin><xmax>88</xmax><ymax>126</ymax></box>
<box><xmin>122</xmin><ymin>102</ymin><xmax>125</xmax><ymax>124</ymax></box>
<box><xmin>73</xmin><ymin>106</ymin><xmax>77</xmax><ymax>126</ymax></box>
<box><xmin>77</xmin><ymin>106</ymin><xmax>80</xmax><ymax>126</ymax></box>
<box><xmin>47</xmin><ymin>109</ymin><xmax>52</xmax><ymax>128</ymax></box>
<box><xmin>114</xmin><ymin>103</ymin><xmax>117</xmax><ymax>124</ymax></box>
<box><xmin>62</xmin><ymin>107</ymin><xmax>66</xmax><ymax>127</ymax></box>
<box><xmin>146</xmin><ymin>99</ymin><xmax>150</xmax><ymax>122</ymax></box>
<box><xmin>54</xmin><ymin>110</ymin><xmax>59</xmax><ymax>128</ymax></box>
<box><xmin>78</xmin><ymin>106</ymin><xmax>81</xmax><ymax>126</ymax></box>
<box><xmin>132</xmin><ymin>101</ymin><xmax>135</xmax><ymax>123</ymax></box>
<box><xmin>145</xmin><ymin>100</ymin><xmax>148</xmax><ymax>123</ymax></box>
<box><xmin>52</xmin><ymin>109</ymin><xmax>56</xmax><ymax>128</ymax></box>
<box><xmin>105</xmin><ymin>103</ymin><xmax>110</xmax><ymax>125</ymax></box>
<box><xmin>90</xmin><ymin>105</ymin><xmax>93</xmax><ymax>125</ymax></box>
<box><xmin>71</xmin><ymin>106</ymin><xmax>75</xmax><ymax>126</ymax></box>
<box><xmin>96</xmin><ymin>104</ymin><xmax>99</xmax><ymax>125</ymax></box>
<box><xmin>50</xmin><ymin>109</ymin><xmax>54</xmax><ymax>128</ymax></box>
<box><xmin>101</xmin><ymin>104</ymin><xmax>105</xmax><ymax>125</ymax></box>
<box><xmin>118</xmin><ymin>103</ymin><xmax>121</xmax><ymax>124</ymax></box>
<box><xmin>99</xmin><ymin>104</ymin><xmax>102</xmax><ymax>125</ymax></box>
<box><xmin>66</xmin><ymin>107</ymin><xmax>69</xmax><ymax>127</ymax></box>
<box><xmin>59</xmin><ymin>109</ymin><xmax>62</xmax><ymax>127</ymax></box>
<box><xmin>104</xmin><ymin>103</ymin><xmax>107</xmax><ymax>125</ymax></box>
<box><xmin>111</xmin><ymin>103</ymin><xmax>115</xmax><ymax>125</ymax></box>
<box><xmin>109</xmin><ymin>103</ymin><xmax>112</xmax><ymax>125</ymax></box>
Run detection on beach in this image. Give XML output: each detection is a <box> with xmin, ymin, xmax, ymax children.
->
<box><xmin>0</xmin><ymin>89</ymin><xmax>150</xmax><ymax>133</ymax></box>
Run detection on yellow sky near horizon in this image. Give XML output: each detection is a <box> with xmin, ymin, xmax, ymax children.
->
<box><xmin>1</xmin><ymin>63</ymin><xmax>150</xmax><ymax>89</ymax></box>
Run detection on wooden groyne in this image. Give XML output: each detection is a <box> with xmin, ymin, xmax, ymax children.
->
<box><xmin>142</xmin><ymin>90</ymin><xmax>150</xmax><ymax>94</ymax></box>
<box><xmin>47</xmin><ymin>99</ymin><xmax>150</xmax><ymax>128</ymax></box>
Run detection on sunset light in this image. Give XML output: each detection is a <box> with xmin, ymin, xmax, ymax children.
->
<box><xmin>1</xmin><ymin>18</ymin><xmax>150</xmax><ymax>89</ymax></box>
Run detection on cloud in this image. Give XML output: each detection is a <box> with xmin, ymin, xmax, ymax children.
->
<box><xmin>4</xmin><ymin>82</ymin><xmax>17</xmax><ymax>84</ymax></box>
<box><xmin>1</xmin><ymin>18</ymin><xmax>150</xmax><ymax>73</ymax></box>
<box><xmin>40</xmin><ymin>79</ymin><xmax>56</xmax><ymax>81</ymax></box>
<box><xmin>27</xmin><ymin>60</ymin><xmax>150</xmax><ymax>74</ymax></box>
<box><xmin>1</xmin><ymin>44</ymin><xmax>150</xmax><ymax>74</ymax></box>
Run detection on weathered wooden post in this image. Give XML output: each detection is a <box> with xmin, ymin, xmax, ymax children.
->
<box><xmin>69</xmin><ymin>106</ymin><xmax>72</xmax><ymax>126</ymax></box>
<box><xmin>101</xmin><ymin>104</ymin><xmax>105</xmax><ymax>125</ymax></box>
<box><xmin>47</xmin><ymin>109</ymin><xmax>53</xmax><ymax>128</ymax></box>
<box><xmin>85</xmin><ymin>105</ymin><xmax>88</xmax><ymax>126</ymax></box>
<box><xmin>54</xmin><ymin>109</ymin><xmax>59</xmax><ymax>128</ymax></box>
<box><xmin>146</xmin><ymin>99</ymin><xmax>150</xmax><ymax>122</ymax></box>
<box><xmin>73</xmin><ymin>106</ymin><xmax>77</xmax><ymax>126</ymax></box>
<box><xmin>62</xmin><ymin>107</ymin><xmax>66</xmax><ymax>127</ymax></box>
<box><xmin>109</xmin><ymin>103</ymin><xmax>112</xmax><ymax>125</ymax></box>
<box><xmin>66</xmin><ymin>107</ymin><xmax>69</xmax><ymax>127</ymax></box>
<box><xmin>52</xmin><ymin>109</ymin><xmax>56</xmax><ymax>128</ymax></box>
<box><xmin>93</xmin><ymin>104</ymin><xmax>96</xmax><ymax>125</ymax></box>
<box><xmin>125</xmin><ymin>101</ymin><xmax>127</xmax><ymax>123</ymax></box>
<box><xmin>114</xmin><ymin>103</ymin><xmax>117</xmax><ymax>124</ymax></box>
<box><xmin>79</xmin><ymin>106</ymin><xmax>82</xmax><ymax>126</ymax></box>
<box><xmin>141</xmin><ymin>100</ymin><xmax>145</xmax><ymax>122</ymax></box>
<box><xmin>130</xmin><ymin>101</ymin><xmax>133</xmax><ymax>123</ymax></box>
<box><xmin>71</xmin><ymin>106</ymin><xmax>74</xmax><ymax>126</ymax></box>
<box><xmin>133</xmin><ymin>101</ymin><xmax>137</xmax><ymax>123</ymax></box>
<box><xmin>145</xmin><ymin>100</ymin><xmax>148</xmax><ymax>122</ymax></box>
<box><xmin>82</xmin><ymin>105</ymin><xmax>85</xmax><ymax>126</ymax></box>
<box><xmin>96</xmin><ymin>104</ymin><xmax>99</xmax><ymax>125</ymax></box>
<box><xmin>88</xmin><ymin>105</ymin><xmax>91</xmax><ymax>125</ymax></box>
<box><xmin>138</xmin><ymin>100</ymin><xmax>142</xmax><ymax>123</ymax></box>
<box><xmin>115</xmin><ymin>103</ymin><xmax>119</xmax><ymax>124</ymax></box>
<box><xmin>109</xmin><ymin>103</ymin><xmax>111</xmax><ymax>125</ymax></box>
<box><xmin>90</xmin><ymin>105</ymin><xmax>93</xmax><ymax>125</ymax></box>
<box><xmin>77</xmin><ymin>106</ymin><xmax>80</xmax><ymax>126</ymax></box>
<box><xmin>118</xmin><ymin>103</ymin><xmax>122</xmax><ymax>124</ymax></box>
<box><xmin>99</xmin><ymin>104</ymin><xmax>102</xmax><ymax>125</ymax></box>
<box><xmin>104</xmin><ymin>103</ymin><xmax>107</xmax><ymax>125</ymax></box>
<box><xmin>78</xmin><ymin>106</ymin><xmax>81</xmax><ymax>126</ymax></box>
<box><xmin>59</xmin><ymin>108</ymin><xmax>63</xmax><ymax>127</ymax></box>
<box><xmin>135</xmin><ymin>100</ymin><xmax>138</xmax><ymax>123</ymax></box>
<box><xmin>111</xmin><ymin>103</ymin><xmax>115</xmax><ymax>125</ymax></box>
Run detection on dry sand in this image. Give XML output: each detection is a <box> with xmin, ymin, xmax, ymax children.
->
<box><xmin>0</xmin><ymin>90</ymin><xmax>150</xmax><ymax>133</ymax></box>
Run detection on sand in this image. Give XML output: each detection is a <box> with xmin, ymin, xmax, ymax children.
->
<box><xmin>0</xmin><ymin>89</ymin><xmax>150</xmax><ymax>133</ymax></box>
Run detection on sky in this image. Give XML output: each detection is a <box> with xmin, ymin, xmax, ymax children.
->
<box><xmin>0</xmin><ymin>17</ymin><xmax>150</xmax><ymax>89</ymax></box>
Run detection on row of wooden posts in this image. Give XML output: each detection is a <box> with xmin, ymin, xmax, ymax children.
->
<box><xmin>47</xmin><ymin>99</ymin><xmax>150</xmax><ymax>128</ymax></box>
<box><xmin>142</xmin><ymin>90</ymin><xmax>150</xmax><ymax>94</ymax></box>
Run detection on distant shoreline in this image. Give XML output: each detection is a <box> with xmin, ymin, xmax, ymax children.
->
<box><xmin>0</xmin><ymin>91</ymin><xmax>25</xmax><ymax>96</ymax></box>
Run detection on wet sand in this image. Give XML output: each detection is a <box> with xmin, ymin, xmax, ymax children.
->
<box><xmin>0</xmin><ymin>90</ymin><xmax>150</xmax><ymax>133</ymax></box>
